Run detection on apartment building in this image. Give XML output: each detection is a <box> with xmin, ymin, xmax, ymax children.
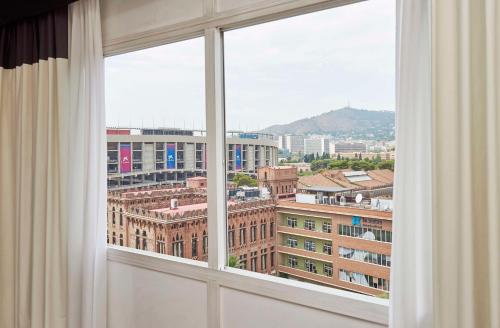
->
<box><xmin>275</xmin><ymin>200</ymin><xmax>392</xmax><ymax>296</ymax></box>
<box><xmin>334</xmin><ymin>142</ymin><xmax>367</xmax><ymax>153</ymax></box>
<box><xmin>304</xmin><ymin>138</ymin><xmax>330</xmax><ymax>156</ymax></box>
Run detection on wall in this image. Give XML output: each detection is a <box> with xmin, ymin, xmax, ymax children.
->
<box><xmin>108</xmin><ymin>248</ymin><xmax>388</xmax><ymax>328</ymax></box>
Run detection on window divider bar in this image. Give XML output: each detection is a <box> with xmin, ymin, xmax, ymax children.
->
<box><xmin>205</xmin><ymin>27</ymin><xmax>227</xmax><ymax>271</ymax></box>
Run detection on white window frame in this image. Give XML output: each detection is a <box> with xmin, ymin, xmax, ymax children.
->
<box><xmin>104</xmin><ymin>0</ymin><xmax>390</xmax><ymax>327</ymax></box>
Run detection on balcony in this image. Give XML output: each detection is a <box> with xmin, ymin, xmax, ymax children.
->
<box><xmin>277</xmin><ymin>245</ymin><xmax>333</xmax><ymax>263</ymax></box>
<box><xmin>277</xmin><ymin>225</ymin><xmax>332</xmax><ymax>241</ymax></box>
<box><xmin>277</xmin><ymin>264</ymin><xmax>334</xmax><ymax>286</ymax></box>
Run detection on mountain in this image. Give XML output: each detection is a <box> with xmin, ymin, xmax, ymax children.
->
<box><xmin>260</xmin><ymin>107</ymin><xmax>395</xmax><ymax>140</ymax></box>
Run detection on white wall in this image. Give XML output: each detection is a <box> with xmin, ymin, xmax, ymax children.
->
<box><xmin>107</xmin><ymin>248</ymin><xmax>388</xmax><ymax>328</ymax></box>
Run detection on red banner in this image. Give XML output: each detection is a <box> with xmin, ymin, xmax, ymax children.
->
<box><xmin>120</xmin><ymin>144</ymin><xmax>131</xmax><ymax>173</ymax></box>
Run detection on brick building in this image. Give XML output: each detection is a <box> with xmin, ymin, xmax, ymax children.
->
<box><xmin>257</xmin><ymin>166</ymin><xmax>298</xmax><ymax>199</ymax></box>
<box><xmin>107</xmin><ymin>183</ymin><xmax>277</xmax><ymax>275</ymax></box>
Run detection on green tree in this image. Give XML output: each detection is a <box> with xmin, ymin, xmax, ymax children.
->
<box><xmin>227</xmin><ymin>255</ymin><xmax>239</xmax><ymax>268</ymax></box>
<box><xmin>232</xmin><ymin>173</ymin><xmax>257</xmax><ymax>187</ymax></box>
<box><xmin>336</xmin><ymin>153</ymin><xmax>341</xmax><ymax>160</ymax></box>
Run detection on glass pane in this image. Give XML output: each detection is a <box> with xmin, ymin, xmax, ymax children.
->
<box><xmin>224</xmin><ymin>0</ymin><xmax>395</xmax><ymax>298</ymax></box>
<box><xmin>105</xmin><ymin>37</ymin><xmax>208</xmax><ymax>262</ymax></box>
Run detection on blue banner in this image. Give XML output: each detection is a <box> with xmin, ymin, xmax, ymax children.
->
<box><xmin>166</xmin><ymin>143</ymin><xmax>176</xmax><ymax>169</ymax></box>
<box><xmin>235</xmin><ymin>145</ymin><xmax>242</xmax><ymax>170</ymax></box>
<box><xmin>352</xmin><ymin>216</ymin><xmax>361</xmax><ymax>226</ymax></box>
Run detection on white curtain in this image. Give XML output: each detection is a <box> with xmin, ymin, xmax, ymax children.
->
<box><xmin>0</xmin><ymin>1</ymin><xmax>106</xmax><ymax>327</ymax></box>
<box><xmin>392</xmin><ymin>0</ymin><xmax>500</xmax><ymax>327</ymax></box>
<box><xmin>66</xmin><ymin>0</ymin><xmax>107</xmax><ymax>327</ymax></box>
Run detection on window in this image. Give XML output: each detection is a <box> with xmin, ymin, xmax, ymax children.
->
<box><xmin>304</xmin><ymin>219</ymin><xmax>315</xmax><ymax>231</ymax></box>
<box><xmin>322</xmin><ymin>222</ymin><xmax>332</xmax><ymax>233</ymax></box>
<box><xmin>119</xmin><ymin>234</ymin><xmax>124</xmax><ymax>246</ymax></box>
<box><xmin>305</xmin><ymin>260</ymin><xmax>317</xmax><ymax>274</ymax></box>
<box><xmin>239</xmin><ymin>224</ymin><xmax>246</xmax><ymax>245</ymax></box>
<box><xmin>112</xmin><ymin>232</ymin><xmax>116</xmax><ymax>245</ymax></box>
<box><xmin>288</xmin><ymin>256</ymin><xmax>298</xmax><ymax>268</ymax></box>
<box><xmin>304</xmin><ymin>240</ymin><xmax>316</xmax><ymax>252</ymax></box>
<box><xmin>192</xmin><ymin>235</ymin><xmax>198</xmax><ymax>258</ymax></box>
<box><xmin>323</xmin><ymin>242</ymin><xmax>332</xmax><ymax>255</ymax></box>
<box><xmin>324</xmin><ymin>264</ymin><xmax>333</xmax><ymax>277</ymax></box>
<box><xmin>338</xmin><ymin>224</ymin><xmax>392</xmax><ymax>243</ymax></box>
<box><xmin>287</xmin><ymin>217</ymin><xmax>297</xmax><ymax>228</ymax></box>
<box><xmin>287</xmin><ymin>237</ymin><xmax>298</xmax><ymax>248</ymax></box>
<box><xmin>339</xmin><ymin>269</ymin><xmax>390</xmax><ymax>292</ymax></box>
<box><xmin>202</xmin><ymin>231</ymin><xmax>208</xmax><ymax>255</ymax></box>
<box><xmin>339</xmin><ymin>246</ymin><xmax>391</xmax><ymax>267</ymax></box>
<box><xmin>105</xmin><ymin>37</ymin><xmax>207</xmax><ymax>263</ymax></box>
<box><xmin>105</xmin><ymin>0</ymin><xmax>395</xmax><ymax>300</ymax></box>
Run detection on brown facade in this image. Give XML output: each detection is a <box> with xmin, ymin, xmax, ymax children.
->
<box><xmin>257</xmin><ymin>166</ymin><xmax>298</xmax><ymax>199</ymax></box>
<box><xmin>107</xmin><ymin>185</ymin><xmax>277</xmax><ymax>275</ymax></box>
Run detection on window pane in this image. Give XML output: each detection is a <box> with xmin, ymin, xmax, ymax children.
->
<box><xmin>105</xmin><ymin>37</ymin><xmax>207</xmax><ymax>263</ymax></box>
<box><xmin>224</xmin><ymin>0</ymin><xmax>395</xmax><ymax>298</ymax></box>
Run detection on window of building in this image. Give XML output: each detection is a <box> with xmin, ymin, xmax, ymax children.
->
<box><xmin>261</xmin><ymin>249</ymin><xmax>267</xmax><ymax>271</ymax></box>
<box><xmin>142</xmin><ymin>231</ymin><xmax>147</xmax><ymax>250</ymax></box>
<box><xmin>250</xmin><ymin>222</ymin><xmax>257</xmax><ymax>242</ymax></box>
<box><xmin>338</xmin><ymin>224</ymin><xmax>392</xmax><ymax>243</ymax></box>
<box><xmin>339</xmin><ymin>269</ymin><xmax>390</xmax><ymax>292</ymax></box>
<box><xmin>304</xmin><ymin>219</ymin><xmax>315</xmax><ymax>231</ymax></box>
<box><xmin>339</xmin><ymin>246</ymin><xmax>391</xmax><ymax>267</ymax></box>
<box><xmin>287</xmin><ymin>217</ymin><xmax>297</xmax><ymax>228</ymax></box>
<box><xmin>156</xmin><ymin>235</ymin><xmax>165</xmax><ymax>254</ymax></box>
<box><xmin>251</xmin><ymin>252</ymin><xmax>258</xmax><ymax>272</ymax></box>
<box><xmin>270</xmin><ymin>246</ymin><xmax>275</xmax><ymax>267</ymax></box>
<box><xmin>172</xmin><ymin>234</ymin><xmax>184</xmax><ymax>257</ymax></box>
<box><xmin>228</xmin><ymin>227</ymin><xmax>235</xmax><ymax>248</ymax></box>
<box><xmin>260</xmin><ymin>223</ymin><xmax>266</xmax><ymax>239</ymax></box>
<box><xmin>324</xmin><ymin>264</ymin><xmax>333</xmax><ymax>277</ymax></box>
<box><xmin>323</xmin><ymin>242</ymin><xmax>332</xmax><ymax>255</ymax></box>
<box><xmin>322</xmin><ymin>222</ymin><xmax>332</xmax><ymax>233</ymax></box>
<box><xmin>304</xmin><ymin>240</ymin><xmax>316</xmax><ymax>252</ymax></box>
<box><xmin>202</xmin><ymin>231</ymin><xmax>208</xmax><ymax>255</ymax></box>
<box><xmin>239</xmin><ymin>254</ymin><xmax>247</xmax><ymax>270</ymax></box>
<box><xmin>305</xmin><ymin>260</ymin><xmax>317</xmax><ymax>274</ymax></box>
<box><xmin>239</xmin><ymin>224</ymin><xmax>246</xmax><ymax>245</ymax></box>
<box><xmin>192</xmin><ymin>235</ymin><xmax>198</xmax><ymax>258</ymax></box>
<box><xmin>287</xmin><ymin>237</ymin><xmax>298</xmax><ymax>248</ymax></box>
<box><xmin>119</xmin><ymin>234</ymin><xmax>124</xmax><ymax>246</ymax></box>
<box><xmin>135</xmin><ymin>229</ymin><xmax>140</xmax><ymax>250</ymax></box>
<box><xmin>119</xmin><ymin>208</ymin><xmax>123</xmax><ymax>226</ymax></box>
<box><xmin>270</xmin><ymin>221</ymin><xmax>274</xmax><ymax>237</ymax></box>
<box><xmin>288</xmin><ymin>256</ymin><xmax>298</xmax><ymax>268</ymax></box>
<box><xmin>112</xmin><ymin>232</ymin><xmax>116</xmax><ymax>245</ymax></box>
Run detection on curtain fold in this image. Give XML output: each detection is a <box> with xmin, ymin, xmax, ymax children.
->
<box><xmin>66</xmin><ymin>0</ymin><xmax>107</xmax><ymax>327</ymax></box>
<box><xmin>432</xmin><ymin>0</ymin><xmax>500</xmax><ymax>327</ymax></box>
<box><xmin>393</xmin><ymin>0</ymin><xmax>500</xmax><ymax>327</ymax></box>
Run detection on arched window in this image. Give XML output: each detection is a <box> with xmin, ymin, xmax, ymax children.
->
<box><xmin>119</xmin><ymin>234</ymin><xmax>124</xmax><ymax>246</ymax></box>
<box><xmin>191</xmin><ymin>233</ymin><xmax>198</xmax><ymax>258</ymax></box>
<box><xmin>112</xmin><ymin>232</ymin><xmax>116</xmax><ymax>245</ymax></box>
<box><xmin>202</xmin><ymin>231</ymin><xmax>208</xmax><ymax>255</ymax></box>
<box><xmin>112</xmin><ymin>206</ymin><xmax>116</xmax><ymax>224</ymax></box>
<box><xmin>142</xmin><ymin>230</ymin><xmax>147</xmax><ymax>250</ymax></box>
<box><xmin>119</xmin><ymin>208</ymin><xmax>123</xmax><ymax>226</ymax></box>
<box><xmin>172</xmin><ymin>233</ymin><xmax>184</xmax><ymax>257</ymax></box>
<box><xmin>156</xmin><ymin>235</ymin><xmax>165</xmax><ymax>254</ymax></box>
<box><xmin>135</xmin><ymin>229</ymin><xmax>140</xmax><ymax>249</ymax></box>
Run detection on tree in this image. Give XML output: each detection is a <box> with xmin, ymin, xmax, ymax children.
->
<box><xmin>336</xmin><ymin>153</ymin><xmax>341</xmax><ymax>160</ymax></box>
<box><xmin>227</xmin><ymin>255</ymin><xmax>239</xmax><ymax>268</ymax></box>
<box><xmin>232</xmin><ymin>173</ymin><xmax>257</xmax><ymax>187</ymax></box>
<box><xmin>378</xmin><ymin>160</ymin><xmax>395</xmax><ymax>171</ymax></box>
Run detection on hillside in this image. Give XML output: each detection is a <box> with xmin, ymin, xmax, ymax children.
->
<box><xmin>261</xmin><ymin>107</ymin><xmax>395</xmax><ymax>140</ymax></box>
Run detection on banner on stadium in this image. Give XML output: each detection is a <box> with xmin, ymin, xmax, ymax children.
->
<box><xmin>235</xmin><ymin>144</ymin><xmax>242</xmax><ymax>170</ymax></box>
<box><xmin>120</xmin><ymin>144</ymin><xmax>131</xmax><ymax>173</ymax></box>
<box><xmin>166</xmin><ymin>143</ymin><xmax>176</xmax><ymax>169</ymax></box>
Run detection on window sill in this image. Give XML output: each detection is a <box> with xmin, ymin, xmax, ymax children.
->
<box><xmin>107</xmin><ymin>245</ymin><xmax>389</xmax><ymax>326</ymax></box>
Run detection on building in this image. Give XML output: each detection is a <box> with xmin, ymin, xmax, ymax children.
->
<box><xmin>304</xmin><ymin>138</ymin><xmax>330</xmax><ymax>156</ymax></box>
<box><xmin>285</xmin><ymin>135</ymin><xmax>305</xmax><ymax>153</ymax></box>
<box><xmin>278</xmin><ymin>135</ymin><xmax>288</xmax><ymax>150</ymax></box>
<box><xmin>257</xmin><ymin>166</ymin><xmax>298</xmax><ymax>199</ymax></box>
<box><xmin>334</xmin><ymin>142</ymin><xmax>367</xmax><ymax>153</ymax></box>
<box><xmin>107</xmin><ymin>184</ymin><xmax>277</xmax><ymax>274</ymax></box>
<box><xmin>333</xmin><ymin>152</ymin><xmax>395</xmax><ymax>160</ymax></box>
<box><xmin>275</xmin><ymin>198</ymin><xmax>392</xmax><ymax>296</ymax></box>
<box><xmin>107</xmin><ymin>128</ymin><xmax>278</xmax><ymax>188</ymax></box>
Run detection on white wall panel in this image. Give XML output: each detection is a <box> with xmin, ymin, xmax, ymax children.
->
<box><xmin>220</xmin><ymin>287</ymin><xmax>386</xmax><ymax>328</ymax></box>
<box><xmin>101</xmin><ymin>0</ymin><xmax>203</xmax><ymax>47</ymax></box>
<box><xmin>108</xmin><ymin>261</ymin><xmax>208</xmax><ymax>328</ymax></box>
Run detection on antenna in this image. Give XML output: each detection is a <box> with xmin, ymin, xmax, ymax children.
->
<box><xmin>355</xmin><ymin>193</ymin><xmax>363</xmax><ymax>204</ymax></box>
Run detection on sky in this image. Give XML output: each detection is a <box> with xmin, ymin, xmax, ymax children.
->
<box><xmin>105</xmin><ymin>0</ymin><xmax>395</xmax><ymax>131</ymax></box>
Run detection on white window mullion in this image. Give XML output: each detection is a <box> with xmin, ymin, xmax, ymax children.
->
<box><xmin>205</xmin><ymin>27</ymin><xmax>226</xmax><ymax>271</ymax></box>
